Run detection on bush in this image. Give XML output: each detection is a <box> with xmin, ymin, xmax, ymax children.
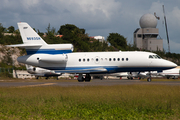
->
<box><xmin>0</xmin><ymin>71</ymin><xmax>13</xmax><ymax>78</ymax></box>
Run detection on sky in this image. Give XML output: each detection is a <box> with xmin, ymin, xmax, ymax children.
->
<box><xmin>1</xmin><ymin>0</ymin><xmax>180</xmax><ymax>53</ymax></box>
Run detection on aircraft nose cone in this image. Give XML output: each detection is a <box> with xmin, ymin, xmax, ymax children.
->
<box><xmin>165</xmin><ymin>60</ymin><xmax>177</xmax><ymax>68</ymax></box>
<box><xmin>170</xmin><ymin>62</ymin><xmax>177</xmax><ymax>68</ymax></box>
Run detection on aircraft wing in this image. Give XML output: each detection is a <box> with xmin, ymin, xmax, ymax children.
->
<box><xmin>55</xmin><ymin>68</ymin><xmax>107</xmax><ymax>74</ymax></box>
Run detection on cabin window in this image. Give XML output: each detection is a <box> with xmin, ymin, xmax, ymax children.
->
<box><xmin>96</xmin><ymin>58</ymin><xmax>98</xmax><ymax>61</ymax></box>
<box><xmin>117</xmin><ymin>58</ymin><xmax>120</xmax><ymax>61</ymax></box>
<box><xmin>83</xmin><ymin>59</ymin><xmax>85</xmax><ymax>62</ymax></box>
<box><xmin>79</xmin><ymin>59</ymin><xmax>81</xmax><ymax>62</ymax></box>
<box><xmin>113</xmin><ymin>58</ymin><xmax>116</xmax><ymax>61</ymax></box>
<box><xmin>101</xmin><ymin>58</ymin><xmax>103</xmax><ymax>61</ymax></box>
<box><xmin>126</xmin><ymin>58</ymin><xmax>128</xmax><ymax>61</ymax></box>
<box><xmin>87</xmin><ymin>58</ymin><xmax>89</xmax><ymax>62</ymax></box>
<box><xmin>109</xmin><ymin>58</ymin><xmax>111</xmax><ymax>61</ymax></box>
<box><xmin>122</xmin><ymin>58</ymin><xmax>124</xmax><ymax>61</ymax></box>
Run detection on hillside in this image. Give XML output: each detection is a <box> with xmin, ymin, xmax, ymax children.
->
<box><xmin>0</xmin><ymin>45</ymin><xmax>25</xmax><ymax>69</ymax></box>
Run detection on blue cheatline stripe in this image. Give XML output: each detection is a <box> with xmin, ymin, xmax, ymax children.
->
<box><xmin>26</xmin><ymin>49</ymin><xmax>72</xmax><ymax>55</ymax></box>
<box><xmin>42</xmin><ymin>66</ymin><xmax>175</xmax><ymax>73</ymax></box>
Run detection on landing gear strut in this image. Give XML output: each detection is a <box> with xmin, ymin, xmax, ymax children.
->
<box><xmin>147</xmin><ymin>77</ymin><xmax>151</xmax><ymax>82</ymax></box>
<box><xmin>78</xmin><ymin>74</ymin><xmax>91</xmax><ymax>82</ymax></box>
<box><xmin>147</xmin><ymin>71</ymin><xmax>151</xmax><ymax>82</ymax></box>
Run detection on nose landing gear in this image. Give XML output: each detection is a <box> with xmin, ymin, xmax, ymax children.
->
<box><xmin>147</xmin><ymin>77</ymin><xmax>151</xmax><ymax>82</ymax></box>
<box><xmin>147</xmin><ymin>71</ymin><xmax>152</xmax><ymax>82</ymax></box>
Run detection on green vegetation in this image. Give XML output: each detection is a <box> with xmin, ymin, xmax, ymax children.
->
<box><xmin>107</xmin><ymin>33</ymin><xmax>128</xmax><ymax>51</ymax></box>
<box><xmin>0</xmin><ymin>84</ymin><xmax>180</xmax><ymax>119</ymax></box>
<box><xmin>0</xmin><ymin>67</ymin><xmax>13</xmax><ymax>78</ymax></box>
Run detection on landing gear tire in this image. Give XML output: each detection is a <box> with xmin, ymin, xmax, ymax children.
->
<box><xmin>147</xmin><ymin>77</ymin><xmax>151</xmax><ymax>82</ymax></box>
<box><xmin>85</xmin><ymin>74</ymin><xmax>91</xmax><ymax>82</ymax></box>
<box><xmin>147</xmin><ymin>71</ymin><xmax>152</xmax><ymax>82</ymax></box>
<box><xmin>78</xmin><ymin>74</ymin><xmax>85</xmax><ymax>82</ymax></box>
<box><xmin>78</xmin><ymin>78</ymin><xmax>84</xmax><ymax>82</ymax></box>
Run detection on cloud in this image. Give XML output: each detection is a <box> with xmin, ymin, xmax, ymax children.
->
<box><xmin>0</xmin><ymin>0</ymin><xmax>180</xmax><ymax>53</ymax></box>
<box><xmin>169</xmin><ymin>7</ymin><xmax>180</xmax><ymax>27</ymax></box>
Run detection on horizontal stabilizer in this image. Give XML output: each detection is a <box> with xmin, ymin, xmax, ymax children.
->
<box><xmin>6</xmin><ymin>44</ymin><xmax>42</xmax><ymax>48</ymax></box>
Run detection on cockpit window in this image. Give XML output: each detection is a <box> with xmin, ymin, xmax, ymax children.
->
<box><xmin>153</xmin><ymin>55</ymin><xmax>158</xmax><ymax>58</ymax></box>
<box><xmin>149</xmin><ymin>55</ymin><xmax>153</xmax><ymax>59</ymax></box>
<box><xmin>149</xmin><ymin>55</ymin><xmax>161</xmax><ymax>59</ymax></box>
<box><xmin>156</xmin><ymin>55</ymin><xmax>161</xmax><ymax>59</ymax></box>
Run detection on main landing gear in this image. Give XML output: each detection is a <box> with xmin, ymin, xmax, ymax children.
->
<box><xmin>78</xmin><ymin>74</ymin><xmax>91</xmax><ymax>82</ymax></box>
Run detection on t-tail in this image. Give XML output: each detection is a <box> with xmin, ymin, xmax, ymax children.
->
<box><xmin>7</xmin><ymin>22</ymin><xmax>73</xmax><ymax>55</ymax></box>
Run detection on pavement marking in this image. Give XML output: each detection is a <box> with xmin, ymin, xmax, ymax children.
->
<box><xmin>17</xmin><ymin>83</ymin><xmax>56</xmax><ymax>88</ymax></box>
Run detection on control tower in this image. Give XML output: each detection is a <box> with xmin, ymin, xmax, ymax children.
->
<box><xmin>134</xmin><ymin>13</ymin><xmax>163</xmax><ymax>51</ymax></box>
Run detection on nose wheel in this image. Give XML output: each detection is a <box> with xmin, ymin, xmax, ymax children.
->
<box><xmin>147</xmin><ymin>71</ymin><xmax>152</xmax><ymax>82</ymax></box>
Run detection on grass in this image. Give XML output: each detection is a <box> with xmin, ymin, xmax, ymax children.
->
<box><xmin>0</xmin><ymin>83</ymin><xmax>180</xmax><ymax>119</ymax></box>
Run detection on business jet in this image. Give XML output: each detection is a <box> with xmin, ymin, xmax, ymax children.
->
<box><xmin>156</xmin><ymin>67</ymin><xmax>180</xmax><ymax>79</ymax></box>
<box><xmin>25</xmin><ymin>64</ymin><xmax>62</xmax><ymax>79</ymax></box>
<box><xmin>125</xmin><ymin>67</ymin><xmax>180</xmax><ymax>80</ymax></box>
<box><xmin>7</xmin><ymin>22</ymin><xmax>177</xmax><ymax>82</ymax></box>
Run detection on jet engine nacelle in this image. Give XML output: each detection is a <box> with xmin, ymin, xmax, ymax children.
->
<box><xmin>37</xmin><ymin>54</ymin><xmax>68</xmax><ymax>63</ymax></box>
<box><xmin>17</xmin><ymin>54</ymin><xmax>68</xmax><ymax>66</ymax></box>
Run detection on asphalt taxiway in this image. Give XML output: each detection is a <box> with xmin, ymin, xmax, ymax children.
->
<box><xmin>1</xmin><ymin>79</ymin><xmax>180</xmax><ymax>87</ymax></box>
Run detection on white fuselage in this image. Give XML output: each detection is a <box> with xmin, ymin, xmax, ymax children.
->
<box><xmin>158</xmin><ymin>68</ymin><xmax>180</xmax><ymax>77</ymax></box>
<box><xmin>17</xmin><ymin>51</ymin><xmax>177</xmax><ymax>74</ymax></box>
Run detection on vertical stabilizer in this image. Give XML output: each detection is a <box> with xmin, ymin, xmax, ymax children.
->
<box><xmin>18</xmin><ymin>22</ymin><xmax>47</xmax><ymax>46</ymax></box>
<box><xmin>7</xmin><ymin>22</ymin><xmax>73</xmax><ymax>55</ymax></box>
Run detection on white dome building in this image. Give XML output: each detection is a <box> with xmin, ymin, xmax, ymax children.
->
<box><xmin>134</xmin><ymin>13</ymin><xmax>163</xmax><ymax>51</ymax></box>
<box><xmin>139</xmin><ymin>13</ymin><xmax>157</xmax><ymax>28</ymax></box>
